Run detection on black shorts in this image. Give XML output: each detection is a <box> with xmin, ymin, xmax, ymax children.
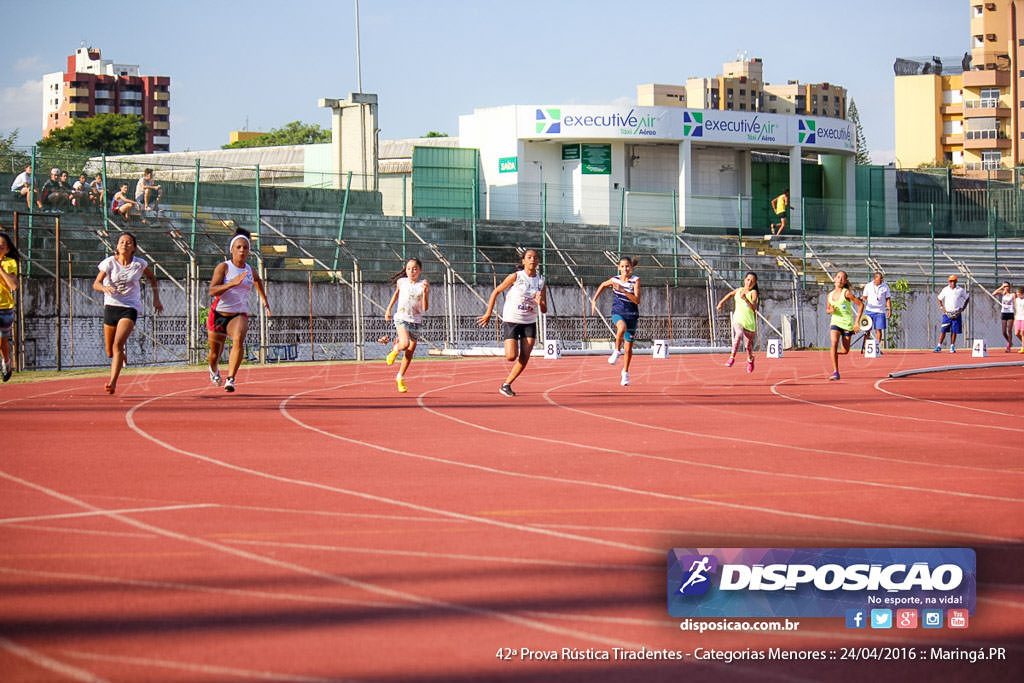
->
<box><xmin>210</xmin><ymin>310</ymin><xmax>246</xmax><ymax>335</ymax></box>
<box><xmin>104</xmin><ymin>305</ymin><xmax>138</xmax><ymax>326</ymax></box>
<box><xmin>1002</xmin><ymin>312</ymin><xmax>1015</xmax><ymax>321</ymax></box>
<box><xmin>502</xmin><ymin>322</ymin><xmax>537</xmax><ymax>340</ymax></box>
<box><xmin>830</xmin><ymin>324</ymin><xmax>853</xmax><ymax>337</ymax></box>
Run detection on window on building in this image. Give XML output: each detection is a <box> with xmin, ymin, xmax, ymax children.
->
<box><xmin>727</xmin><ymin>88</ymin><xmax>733</xmax><ymax>96</ymax></box>
<box><xmin>726</xmin><ymin>102</ymin><xmax>733</xmax><ymax>110</ymax></box>
<box><xmin>974</xmin><ymin>4</ymin><xmax>983</xmax><ymax>16</ymax></box>
<box><xmin>739</xmin><ymin>103</ymin><xmax>746</xmax><ymax>110</ymax></box>
<box><xmin>739</xmin><ymin>89</ymin><xmax>745</xmax><ymax>95</ymax></box>
<box><xmin>975</xmin><ymin>34</ymin><xmax>985</xmax><ymax>47</ymax></box>
<box><xmin>981</xmin><ymin>150</ymin><xmax>1002</xmax><ymax>169</ymax></box>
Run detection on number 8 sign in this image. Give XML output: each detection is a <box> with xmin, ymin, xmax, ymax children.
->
<box><xmin>544</xmin><ymin>339</ymin><xmax>562</xmax><ymax>359</ymax></box>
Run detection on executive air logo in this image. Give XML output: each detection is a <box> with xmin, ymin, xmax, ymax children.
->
<box><xmin>798</xmin><ymin>119</ymin><xmax>816</xmax><ymax>144</ymax></box>
<box><xmin>536</xmin><ymin>108</ymin><xmax>561</xmax><ymax>134</ymax></box>
<box><xmin>667</xmin><ymin>548</ymin><xmax>976</xmax><ymax>618</ymax></box>
<box><xmin>683</xmin><ymin>111</ymin><xmax>703</xmax><ymax>137</ymax></box>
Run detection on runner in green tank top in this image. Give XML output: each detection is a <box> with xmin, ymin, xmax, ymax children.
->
<box><xmin>826</xmin><ymin>270</ymin><xmax>865</xmax><ymax>381</ymax></box>
<box><xmin>716</xmin><ymin>271</ymin><xmax>760</xmax><ymax>372</ymax></box>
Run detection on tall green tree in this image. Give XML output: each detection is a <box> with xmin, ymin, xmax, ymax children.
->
<box><xmin>847</xmin><ymin>99</ymin><xmax>871</xmax><ymax>165</ymax></box>
<box><xmin>1</xmin><ymin>129</ymin><xmax>30</xmax><ymax>172</ymax></box>
<box><xmin>222</xmin><ymin>121</ymin><xmax>331</xmax><ymax>149</ymax></box>
<box><xmin>37</xmin><ymin>114</ymin><xmax>148</xmax><ymax>154</ymax></box>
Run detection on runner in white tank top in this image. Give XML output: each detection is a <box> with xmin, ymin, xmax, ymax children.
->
<box><xmin>384</xmin><ymin>258</ymin><xmax>430</xmax><ymax>393</ymax></box>
<box><xmin>477</xmin><ymin>249</ymin><xmax>547</xmax><ymax>397</ymax></box>
<box><xmin>206</xmin><ymin>230</ymin><xmax>271</xmax><ymax>392</ymax></box>
<box><xmin>993</xmin><ymin>282</ymin><xmax>1016</xmax><ymax>351</ymax></box>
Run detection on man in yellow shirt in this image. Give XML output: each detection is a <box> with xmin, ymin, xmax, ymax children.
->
<box><xmin>769</xmin><ymin>188</ymin><xmax>789</xmax><ymax>236</ymax></box>
<box><xmin>0</xmin><ymin>230</ymin><xmax>20</xmax><ymax>382</ymax></box>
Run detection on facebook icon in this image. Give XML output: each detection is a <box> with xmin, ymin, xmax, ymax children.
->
<box><xmin>845</xmin><ymin>609</ymin><xmax>866</xmax><ymax>629</ymax></box>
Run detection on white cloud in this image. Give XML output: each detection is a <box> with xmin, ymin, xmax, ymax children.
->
<box><xmin>870</xmin><ymin>149</ymin><xmax>895</xmax><ymax>166</ymax></box>
<box><xmin>0</xmin><ymin>79</ymin><xmax>43</xmax><ymax>145</ymax></box>
<box><xmin>13</xmin><ymin>56</ymin><xmax>45</xmax><ymax>74</ymax></box>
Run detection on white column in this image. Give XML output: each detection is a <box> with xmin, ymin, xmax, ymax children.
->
<box><xmin>788</xmin><ymin>145</ymin><xmax>802</xmax><ymax>233</ymax></box>
<box><xmin>677</xmin><ymin>139</ymin><xmax>692</xmax><ymax>229</ymax></box>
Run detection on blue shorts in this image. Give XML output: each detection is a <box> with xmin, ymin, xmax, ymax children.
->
<box><xmin>394</xmin><ymin>319</ymin><xmax>421</xmax><ymax>341</ymax></box>
<box><xmin>866</xmin><ymin>312</ymin><xmax>887</xmax><ymax>330</ymax></box>
<box><xmin>940</xmin><ymin>314</ymin><xmax>962</xmax><ymax>334</ymax></box>
<box><xmin>0</xmin><ymin>307</ymin><xmax>14</xmax><ymax>338</ymax></box>
<box><xmin>611</xmin><ymin>314</ymin><xmax>638</xmax><ymax>343</ymax></box>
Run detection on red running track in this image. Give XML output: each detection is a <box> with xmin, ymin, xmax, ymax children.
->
<box><xmin>0</xmin><ymin>350</ymin><xmax>1022</xmax><ymax>682</ymax></box>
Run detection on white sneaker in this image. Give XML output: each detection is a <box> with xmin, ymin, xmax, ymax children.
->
<box><xmin>620</xmin><ymin>371</ymin><xmax>630</xmax><ymax>386</ymax></box>
<box><xmin>950</xmin><ymin>346</ymin><xmax>956</xmax><ymax>354</ymax></box>
<box><xmin>608</xmin><ymin>349</ymin><xmax>622</xmax><ymax>365</ymax></box>
<box><xmin>224</xmin><ymin>376</ymin><xmax>236</xmax><ymax>392</ymax></box>
<box><xmin>209</xmin><ymin>368</ymin><xmax>222</xmax><ymax>386</ymax></box>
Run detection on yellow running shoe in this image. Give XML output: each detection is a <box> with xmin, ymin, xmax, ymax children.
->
<box><xmin>397</xmin><ymin>377</ymin><xmax>407</xmax><ymax>393</ymax></box>
<box><xmin>386</xmin><ymin>349</ymin><xmax>399</xmax><ymax>365</ymax></box>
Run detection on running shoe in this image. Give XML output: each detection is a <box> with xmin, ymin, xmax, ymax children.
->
<box><xmin>224</xmin><ymin>376</ymin><xmax>236</xmax><ymax>393</ymax></box>
<box><xmin>1006</xmin><ymin>343</ymin><xmax>1012</xmax><ymax>352</ymax></box>
<box><xmin>209</xmin><ymin>368</ymin><xmax>222</xmax><ymax>386</ymax></box>
<box><xmin>1019</xmin><ymin>346</ymin><xmax>1024</xmax><ymax>354</ymax></box>
<box><xmin>397</xmin><ymin>377</ymin><xmax>408</xmax><ymax>393</ymax></box>
<box><xmin>933</xmin><ymin>345</ymin><xmax>942</xmax><ymax>353</ymax></box>
<box><xmin>828</xmin><ymin>371</ymin><xmax>840</xmax><ymax>381</ymax></box>
<box><xmin>747</xmin><ymin>358</ymin><xmax>754</xmax><ymax>373</ymax></box>
<box><xmin>499</xmin><ymin>383</ymin><xmax>515</xmax><ymax>397</ymax></box>
<box><xmin>608</xmin><ymin>349</ymin><xmax>621</xmax><ymax>365</ymax></box>
<box><xmin>950</xmin><ymin>346</ymin><xmax>956</xmax><ymax>354</ymax></box>
<box><xmin>620</xmin><ymin>371</ymin><xmax>630</xmax><ymax>386</ymax></box>
<box><xmin>386</xmin><ymin>348</ymin><xmax>399</xmax><ymax>366</ymax></box>
<box><xmin>725</xmin><ymin>356</ymin><xmax>735</xmax><ymax>367</ymax></box>
<box><xmin>1</xmin><ymin>361</ymin><xmax>10</xmax><ymax>382</ymax></box>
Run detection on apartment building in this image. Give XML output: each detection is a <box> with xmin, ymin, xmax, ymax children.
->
<box><xmin>895</xmin><ymin>1</ymin><xmax>1024</xmax><ymax>178</ymax></box>
<box><xmin>639</xmin><ymin>57</ymin><xmax>845</xmax><ymax>118</ymax></box>
<box><xmin>42</xmin><ymin>46</ymin><xmax>170</xmax><ymax>153</ymax></box>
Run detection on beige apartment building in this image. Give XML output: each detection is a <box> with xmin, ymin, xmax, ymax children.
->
<box><xmin>895</xmin><ymin>1</ymin><xmax>1024</xmax><ymax>178</ymax></box>
<box><xmin>639</xmin><ymin>57</ymin><xmax>846</xmax><ymax>118</ymax></box>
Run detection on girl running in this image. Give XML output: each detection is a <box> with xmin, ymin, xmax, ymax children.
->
<box><xmin>384</xmin><ymin>257</ymin><xmax>429</xmax><ymax>393</ymax></box>
<box><xmin>477</xmin><ymin>249</ymin><xmax>547</xmax><ymax>397</ymax></box>
<box><xmin>206</xmin><ymin>228</ymin><xmax>271</xmax><ymax>393</ymax></box>
<box><xmin>825</xmin><ymin>270</ymin><xmax>864</xmax><ymax>381</ymax></box>
<box><xmin>993</xmin><ymin>282</ymin><xmax>1015</xmax><ymax>351</ymax></box>
<box><xmin>591</xmin><ymin>256</ymin><xmax>641</xmax><ymax>386</ymax></box>
<box><xmin>0</xmin><ymin>231</ymin><xmax>21</xmax><ymax>383</ymax></box>
<box><xmin>92</xmin><ymin>233</ymin><xmax>162</xmax><ymax>394</ymax></box>
<box><xmin>715</xmin><ymin>271</ymin><xmax>759</xmax><ymax>373</ymax></box>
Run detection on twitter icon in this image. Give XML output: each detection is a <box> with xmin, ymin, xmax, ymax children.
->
<box><xmin>870</xmin><ymin>608</ymin><xmax>893</xmax><ymax>629</ymax></box>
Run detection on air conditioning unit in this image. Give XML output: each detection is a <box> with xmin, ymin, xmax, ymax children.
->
<box><xmin>987</xmin><ymin>33</ymin><xmax>997</xmax><ymax>41</ymax></box>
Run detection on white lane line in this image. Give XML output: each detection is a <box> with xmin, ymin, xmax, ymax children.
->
<box><xmin>0</xmin><ymin>504</ymin><xmax>217</xmax><ymax>526</ymax></box>
<box><xmin>1</xmin><ymin>524</ymin><xmax>156</xmax><ymax>539</ymax></box>
<box><xmin>221</xmin><ymin>539</ymin><xmax>654</xmax><ymax>571</ymax></box>
<box><xmin>0</xmin><ymin>637</ymin><xmax>107</xmax><ymax>683</ymax></box>
<box><xmin>0</xmin><ymin>470</ymin><xmax>647</xmax><ymax>651</ymax></box>
<box><xmin>0</xmin><ymin>384</ymin><xmax>81</xmax><ymax>407</ymax></box>
<box><xmin>770</xmin><ymin>375</ymin><xmax>1024</xmax><ymax>435</ymax></box>
<box><xmin>57</xmin><ymin>650</ymin><xmax>341</xmax><ymax>683</ymax></box>
<box><xmin>0</xmin><ymin>567</ymin><xmax>399</xmax><ymax>610</ymax></box>
<box><xmin>874</xmin><ymin>375</ymin><xmax>1023</xmax><ymax>417</ymax></box>
<box><xmin>123</xmin><ymin>383</ymin><xmax>659</xmax><ymax>555</ymax></box>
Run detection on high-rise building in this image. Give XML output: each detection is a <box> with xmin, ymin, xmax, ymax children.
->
<box><xmin>638</xmin><ymin>57</ymin><xmax>846</xmax><ymax>118</ymax></box>
<box><xmin>895</xmin><ymin>1</ymin><xmax>1023</xmax><ymax>177</ymax></box>
<box><xmin>42</xmin><ymin>46</ymin><xmax>170</xmax><ymax>153</ymax></box>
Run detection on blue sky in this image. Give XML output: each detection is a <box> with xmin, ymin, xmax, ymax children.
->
<box><xmin>2</xmin><ymin>0</ymin><xmax>964</xmax><ymax>162</ymax></box>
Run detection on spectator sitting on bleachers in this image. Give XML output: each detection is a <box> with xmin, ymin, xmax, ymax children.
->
<box><xmin>41</xmin><ymin>168</ymin><xmax>70</xmax><ymax>211</ymax></box>
<box><xmin>111</xmin><ymin>183</ymin><xmax>140</xmax><ymax>223</ymax></box>
<box><xmin>135</xmin><ymin>168</ymin><xmax>161</xmax><ymax>212</ymax></box>
<box><xmin>10</xmin><ymin>164</ymin><xmax>39</xmax><ymax>210</ymax></box>
<box><xmin>90</xmin><ymin>173</ymin><xmax>106</xmax><ymax>206</ymax></box>
<box><xmin>72</xmin><ymin>173</ymin><xmax>93</xmax><ymax>210</ymax></box>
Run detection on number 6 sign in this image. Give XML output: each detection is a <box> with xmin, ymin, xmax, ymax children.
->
<box><xmin>766</xmin><ymin>338</ymin><xmax>783</xmax><ymax>359</ymax></box>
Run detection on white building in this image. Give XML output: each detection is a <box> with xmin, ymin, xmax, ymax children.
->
<box><xmin>458</xmin><ymin>104</ymin><xmax>857</xmax><ymax>231</ymax></box>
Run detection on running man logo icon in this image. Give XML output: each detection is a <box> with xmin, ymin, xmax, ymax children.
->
<box><xmin>677</xmin><ymin>554</ymin><xmax>718</xmax><ymax>596</ymax></box>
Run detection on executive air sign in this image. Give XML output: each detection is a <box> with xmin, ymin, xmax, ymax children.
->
<box><xmin>518</xmin><ymin>106</ymin><xmax>855</xmax><ymax>152</ymax></box>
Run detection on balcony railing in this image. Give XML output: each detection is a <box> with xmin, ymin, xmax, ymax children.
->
<box><xmin>964</xmin><ymin>97</ymin><xmax>1001</xmax><ymax>109</ymax></box>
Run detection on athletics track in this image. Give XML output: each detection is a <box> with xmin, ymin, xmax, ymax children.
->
<box><xmin>0</xmin><ymin>350</ymin><xmax>1021</xmax><ymax>682</ymax></box>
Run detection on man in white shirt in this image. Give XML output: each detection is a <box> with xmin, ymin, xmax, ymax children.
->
<box><xmin>935</xmin><ymin>274</ymin><xmax>970</xmax><ymax>353</ymax></box>
<box><xmin>862</xmin><ymin>272</ymin><xmax>892</xmax><ymax>352</ymax></box>
<box><xmin>10</xmin><ymin>164</ymin><xmax>36</xmax><ymax>209</ymax></box>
